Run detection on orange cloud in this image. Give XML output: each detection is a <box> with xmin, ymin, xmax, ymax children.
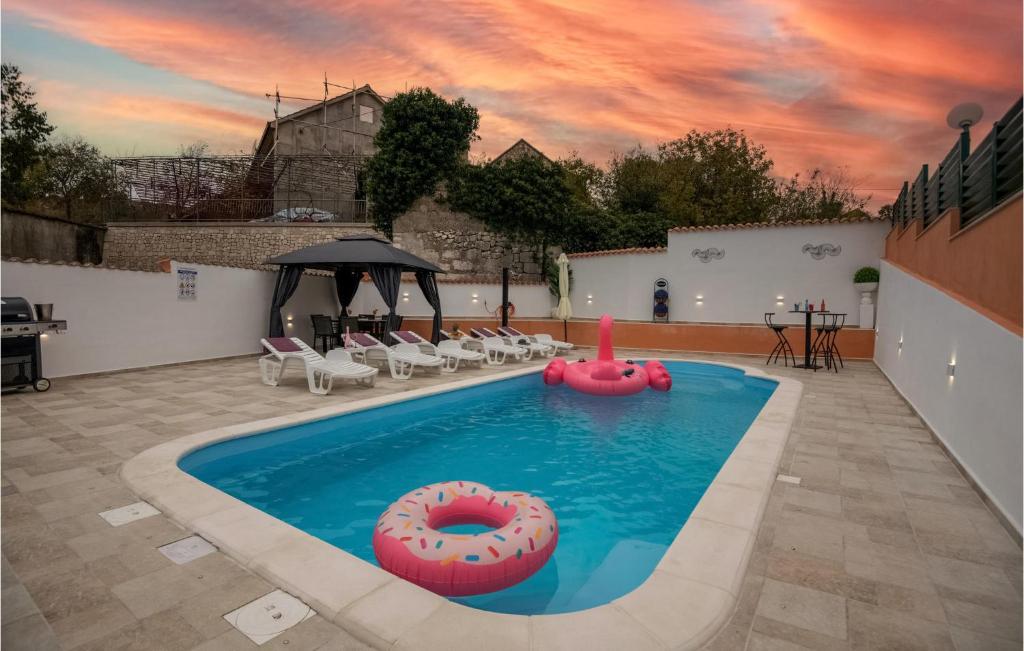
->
<box><xmin>5</xmin><ymin>0</ymin><xmax>1020</xmax><ymax>206</ymax></box>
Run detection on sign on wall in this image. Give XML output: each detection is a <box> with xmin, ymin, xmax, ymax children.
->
<box><xmin>177</xmin><ymin>268</ymin><xmax>197</xmax><ymax>300</ymax></box>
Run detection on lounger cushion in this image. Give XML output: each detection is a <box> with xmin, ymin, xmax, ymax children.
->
<box><xmin>349</xmin><ymin>332</ymin><xmax>380</xmax><ymax>347</ymax></box>
<box><xmin>265</xmin><ymin>337</ymin><xmax>301</xmax><ymax>353</ymax></box>
<box><xmin>393</xmin><ymin>331</ymin><xmax>421</xmax><ymax>343</ymax></box>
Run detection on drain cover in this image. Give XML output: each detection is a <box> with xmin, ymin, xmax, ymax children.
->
<box><xmin>98</xmin><ymin>501</ymin><xmax>160</xmax><ymax>526</ymax></box>
<box><xmin>158</xmin><ymin>535</ymin><xmax>216</xmax><ymax>564</ymax></box>
<box><xmin>776</xmin><ymin>474</ymin><xmax>802</xmax><ymax>485</ymax></box>
<box><xmin>223</xmin><ymin>590</ymin><xmax>315</xmax><ymax>645</ymax></box>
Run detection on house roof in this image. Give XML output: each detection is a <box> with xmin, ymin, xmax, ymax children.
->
<box><xmin>255</xmin><ymin>84</ymin><xmax>386</xmax><ymax>155</ymax></box>
<box><xmin>492</xmin><ymin>139</ymin><xmax>553</xmax><ymax>165</ymax></box>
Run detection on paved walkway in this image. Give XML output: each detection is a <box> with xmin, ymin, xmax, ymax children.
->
<box><xmin>1</xmin><ymin>352</ymin><xmax>1020</xmax><ymax>650</ymax></box>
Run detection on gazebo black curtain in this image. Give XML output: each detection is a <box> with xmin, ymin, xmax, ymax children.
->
<box><xmin>368</xmin><ymin>263</ymin><xmax>401</xmax><ymax>338</ymax></box>
<box><xmin>268</xmin><ymin>264</ymin><xmax>304</xmax><ymax>337</ymax></box>
<box><xmin>415</xmin><ymin>270</ymin><xmax>443</xmax><ymax>344</ymax></box>
<box><xmin>334</xmin><ymin>269</ymin><xmax>362</xmax><ymax>316</ymax></box>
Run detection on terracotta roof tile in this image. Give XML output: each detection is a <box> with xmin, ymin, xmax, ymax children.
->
<box><xmin>668</xmin><ymin>212</ymin><xmax>883</xmax><ymax>233</ymax></box>
<box><xmin>567</xmin><ymin>246</ymin><xmax>667</xmax><ymax>259</ymax></box>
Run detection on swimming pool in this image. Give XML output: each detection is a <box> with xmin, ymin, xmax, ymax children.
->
<box><xmin>179</xmin><ymin>361</ymin><xmax>776</xmax><ymax>616</ymax></box>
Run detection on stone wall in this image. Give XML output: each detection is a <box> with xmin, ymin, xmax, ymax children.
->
<box><xmin>102</xmin><ymin>197</ymin><xmax>546</xmax><ymax>281</ymax></box>
<box><xmin>1</xmin><ymin>209</ymin><xmax>105</xmax><ymax>264</ymax></box>
<box><xmin>391</xmin><ymin>196</ymin><xmax>543</xmax><ymax>281</ymax></box>
<box><xmin>103</xmin><ymin>222</ymin><xmax>376</xmax><ymax>269</ymax></box>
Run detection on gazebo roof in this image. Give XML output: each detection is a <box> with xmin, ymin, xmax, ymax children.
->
<box><xmin>267</xmin><ymin>235</ymin><xmax>443</xmax><ymax>273</ymax></box>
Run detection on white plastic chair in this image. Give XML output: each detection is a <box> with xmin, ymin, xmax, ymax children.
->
<box><xmin>259</xmin><ymin>337</ymin><xmax>377</xmax><ymax>395</ymax></box>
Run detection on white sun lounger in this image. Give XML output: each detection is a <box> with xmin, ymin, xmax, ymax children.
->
<box><xmin>469</xmin><ymin>328</ymin><xmax>528</xmax><ymax>364</ymax></box>
<box><xmin>259</xmin><ymin>337</ymin><xmax>377</xmax><ymax>395</ymax></box>
<box><xmin>390</xmin><ymin>331</ymin><xmax>486</xmax><ymax>372</ymax></box>
<box><xmin>346</xmin><ymin>332</ymin><xmax>444</xmax><ymax>379</ymax></box>
<box><xmin>473</xmin><ymin>327</ymin><xmax>549</xmax><ymax>360</ymax></box>
<box><xmin>498</xmin><ymin>326</ymin><xmax>573</xmax><ymax>354</ymax></box>
<box><xmin>494</xmin><ymin>326</ymin><xmax>557</xmax><ymax>358</ymax></box>
<box><xmin>440</xmin><ymin>329</ymin><xmax>485</xmax><ymax>354</ymax></box>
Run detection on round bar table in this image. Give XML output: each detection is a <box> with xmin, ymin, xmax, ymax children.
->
<box><xmin>787</xmin><ymin>309</ymin><xmax>829</xmax><ymax>369</ymax></box>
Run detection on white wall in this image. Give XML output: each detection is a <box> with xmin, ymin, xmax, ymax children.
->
<box><xmin>1</xmin><ymin>261</ymin><xmax>338</xmax><ymax>377</ymax></box>
<box><xmin>352</xmin><ymin>281</ymin><xmax>552</xmax><ymax>319</ymax></box>
<box><xmin>570</xmin><ymin>220</ymin><xmax>889</xmax><ymax>326</ymax></box>
<box><xmin>875</xmin><ymin>260</ymin><xmax>1023</xmax><ymax>533</ymax></box>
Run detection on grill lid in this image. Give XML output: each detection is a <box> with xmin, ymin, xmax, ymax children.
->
<box><xmin>1</xmin><ymin>297</ymin><xmax>34</xmax><ymax>323</ymax></box>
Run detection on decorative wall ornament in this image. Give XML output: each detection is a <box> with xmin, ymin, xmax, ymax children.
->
<box><xmin>691</xmin><ymin>247</ymin><xmax>725</xmax><ymax>263</ymax></box>
<box><xmin>802</xmin><ymin>243</ymin><xmax>841</xmax><ymax>260</ymax></box>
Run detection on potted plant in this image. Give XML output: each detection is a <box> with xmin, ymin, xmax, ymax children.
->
<box><xmin>854</xmin><ymin>266</ymin><xmax>879</xmax><ymax>304</ymax></box>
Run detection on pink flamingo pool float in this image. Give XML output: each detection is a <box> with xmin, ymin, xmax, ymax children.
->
<box><xmin>373</xmin><ymin>481</ymin><xmax>557</xmax><ymax>596</ymax></box>
<box><xmin>543</xmin><ymin>314</ymin><xmax>671</xmax><ymax>395</ymax></box>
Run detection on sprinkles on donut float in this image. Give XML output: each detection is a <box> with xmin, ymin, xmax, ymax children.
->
<box><xmin>372</xmin><ymin>480</ymin><xmax>558</xmax><ymax>596</ymax></box>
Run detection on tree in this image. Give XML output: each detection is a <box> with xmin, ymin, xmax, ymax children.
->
<box><xmin>27</xmin><ymin>135</ymin><xmax>112</xmax><ymax>220</ymax></box>
<box><xmin>773</xmin><ymin>167</ymin><xmax>869</xmax><ymax>222</ymax></box>
<box><xmin>364</xmin><ymin>88</ymin><xmax>479</xmax><ymax>237</ymax></box>
<box><xmin>656</xmin><ymin>128</ymin><xmax>777</xmax><ymax>225</ymax></box>
<box><xmin>448</xmin><ymin>155</ymin><xmax>572</xmax><ymax>274</ymax></box>
<box><xmin>2</xmin><ymin>64</ymin><xmax>55</xmax><ymax>204</ymax></box>
<box><xmin>877</xmin><ymin>203</ymin><xmax>894</xmax><ymax>223</ymax></box>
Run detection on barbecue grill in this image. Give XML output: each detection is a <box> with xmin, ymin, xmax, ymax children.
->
<box><xmin>1</xmin><ymin>297</ymin><xmax>68</xmax><ymax>392</ymax></box>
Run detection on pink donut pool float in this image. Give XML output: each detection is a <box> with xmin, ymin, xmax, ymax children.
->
<box><xmin>543</xmin><ymin>314</ymin><xmax>671</xmax><ymax>395</ymax></box>
<box><xmin>373</xmin><ymin>481</ymin><xmax>558</xmax><ymax>596</ymax></box>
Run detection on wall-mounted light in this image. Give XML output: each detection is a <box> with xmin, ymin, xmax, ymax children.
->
<box><xmin>695</xmin><ymin>294</ymin><xmax>704</xmax><ymax>305</ymax></box>
<box><xmin>776</xmin><ymin>294</ymin><xmax>785</xmax><ymax>306</ymax></box>
<box><xmin>587</xmin><ymin>294</ymin><xmax>593</xmax><ymax>305</ymax></box>
<box><xmin>471</xmin><ymin>292</ymin><xmax>479</xmax><ymax>303</ymax></box>
<box><xmin>40</xmin><ymin>333</ymin><xmax>49</xmax><ymax>340</ymax></box>
<box><xmin>287</xmin><ymin>314</ymin><xmax>294</xmax><ymax>328</ymax></box>
<box><xmin>947</xmin><ymin>360</ymin><xmax>956</xmax><ymax>378</ymax></box>
<box><xmin>897</xmin><ymin>335</ymin><xmax>903</xmax><ymax>352</ymax></box>
<box><xmin>402</xmin><ymin>291</ymin><xmax>410</xmax><ymax>302</ymax></box>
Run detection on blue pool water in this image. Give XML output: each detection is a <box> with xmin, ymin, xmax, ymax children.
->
<box><xmin>180</xmin><ymin>361</ymin><xmax>775</xmax><ymax>615</ymax></box>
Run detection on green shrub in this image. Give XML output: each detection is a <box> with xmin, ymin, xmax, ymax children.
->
<box><xmin>854</xmin><ymin>266</ymin><xmax>879</xmax><ymax>283</ymax></box>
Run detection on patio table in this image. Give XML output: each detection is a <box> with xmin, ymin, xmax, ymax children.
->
<box><xmin>788</xmin><ymin>309</ymin><xmax>829</xmax><ymax>369</ymax></box>
<box><xmin>332</xmin><ymin>317</ymin><xmax>385</xmax><ymax>340</ymax></box>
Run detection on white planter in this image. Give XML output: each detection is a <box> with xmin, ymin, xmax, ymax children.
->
<box><xmin>855</xmin><ymin>282</ymin><xmax>878</xmax><ymax>305</ymax></box>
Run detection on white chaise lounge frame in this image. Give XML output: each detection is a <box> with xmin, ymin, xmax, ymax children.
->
<box><xmin>389</xmin><ymin>331</ymin><xmax>486</xmax><ymax>372</ymax></box>
<box><xmin>259</xmin><ymin>337</ymin><xmax>377</xmax><ymax>395</ymax></box>
<box><xmin>345</xmin><ymin>332</ymin><xmax>444</xmax><ymax>379</ymax></box>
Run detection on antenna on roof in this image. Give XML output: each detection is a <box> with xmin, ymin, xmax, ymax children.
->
<box><xmin>946</xmin><ymin>103</ymin><xmax>984</xmax><ymax>131</ymax></box>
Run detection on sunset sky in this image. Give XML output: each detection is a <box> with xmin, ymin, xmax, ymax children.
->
<box><xmin>2</xmin><ymin>0</ymin><xmax>1021</xmax><ymax>207</ymax></box>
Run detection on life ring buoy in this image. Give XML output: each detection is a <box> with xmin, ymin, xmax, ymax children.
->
<box><xmin>373</xmin><ymin>481</ymin><xmax>557</xmax><ymax>596</ymax></box>
<box><xmin>492</xmin><ymin>303</ymin><xmax>516</xmax><ymax>318</ymax></box>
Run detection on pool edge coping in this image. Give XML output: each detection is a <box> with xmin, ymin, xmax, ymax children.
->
<box><xmin>120</xmin><ymin>359</ymin><xmax>802</xmax><ymax>650</ymax></box>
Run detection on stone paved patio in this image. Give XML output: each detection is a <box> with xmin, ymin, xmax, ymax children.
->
<box><xmin>2</xmin><ymin>352</ymin><xmax>1020</xmax><ymax>650</ymax></box>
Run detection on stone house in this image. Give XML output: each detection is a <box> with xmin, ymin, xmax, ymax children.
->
<box><xmin>253</xmin><ymin>84</ymin><xmax>386</xmax><ymax>159</ymax></box>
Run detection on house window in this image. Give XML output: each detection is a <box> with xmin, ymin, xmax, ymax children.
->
<box><xmin>359</xmin><ymin>105</ymin><xmax>374</xmax><ymax>123</ymax></box>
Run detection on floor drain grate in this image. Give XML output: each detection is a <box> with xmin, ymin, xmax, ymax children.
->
<box><xmin>98</xmin><ymin>501</ymin><xmax>160</xmax><ymax>526</ymax></box>
<box><xmin>223</xmin><ymin>589</ymin><xmax>315</xmax><ymax>645</ymax></box>
<box><xmin>776</xmin><ymin>474</ymin><xmax>802</xmax><ymax>485</ymax></box>
<box><xmin>158</xmin><ymin>535</ymin><xmax>216</xmax><ymax>564</ymax></box>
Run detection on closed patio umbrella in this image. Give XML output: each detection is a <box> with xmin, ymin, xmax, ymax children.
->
<box><xmin>554</xmin><ymin>253</ymin><xmax>572</xmax><ymax>341</ymax></box>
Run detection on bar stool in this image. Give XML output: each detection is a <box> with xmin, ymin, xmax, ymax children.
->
<box><xmin>764</xmin><ymin>313</ymin><xmax>795</xmax><ymax>366</ymax></box>
<box><xmin>811</xmin><ymin>313</ymin><xmax>846</xmax><ymax>372</ymax></box>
